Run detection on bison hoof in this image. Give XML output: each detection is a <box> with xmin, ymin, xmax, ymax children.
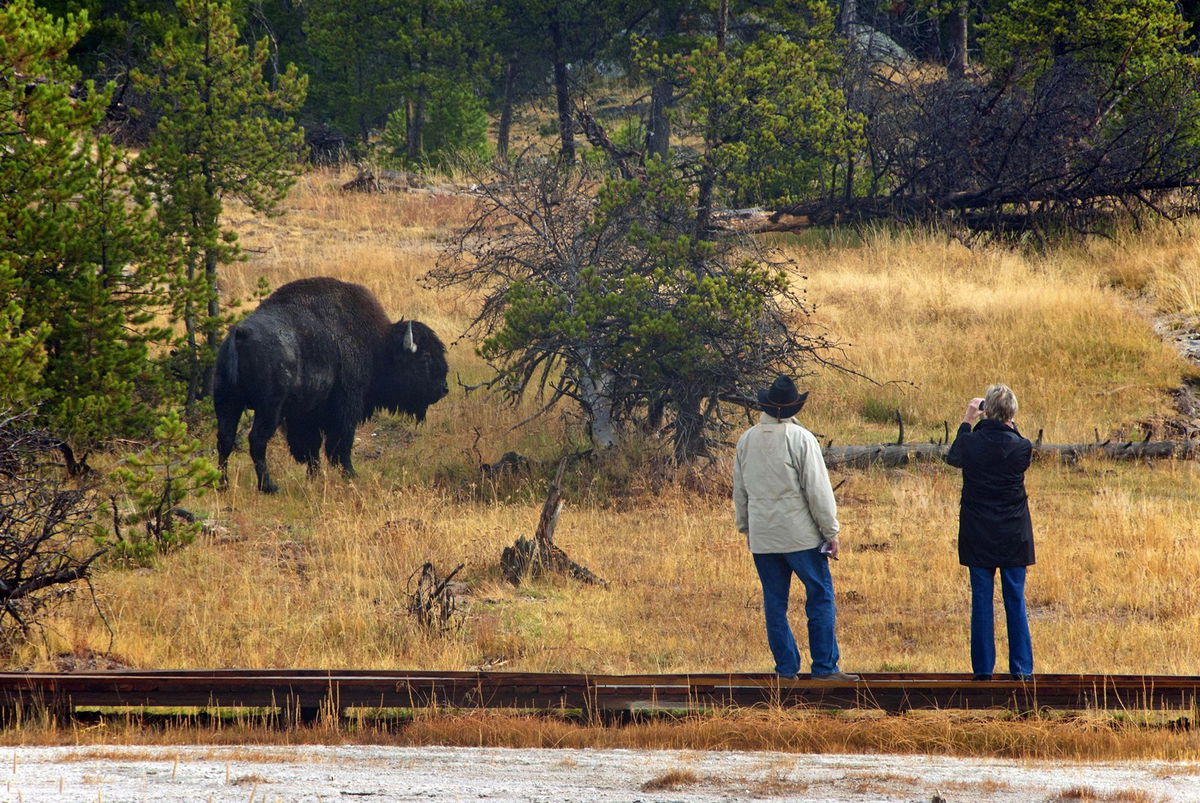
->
<box><xmin>258</xmin><ymin>479</ymin><xmax>279</xmax><ymax>494</ymax></box>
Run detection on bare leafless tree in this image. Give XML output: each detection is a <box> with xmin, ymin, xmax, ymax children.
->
<box><xmin>0</xmin><ymin>410</ymin><xmax>107</xmax><ymax>653</ymax></box>
<box><xmin>766</xmin><ymin>40</ymin><xmax>1200</xmax><ymax>240</ymax></box>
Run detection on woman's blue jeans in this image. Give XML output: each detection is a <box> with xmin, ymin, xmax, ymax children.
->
<box><xmin>969</xmin><ymin>566</ymin><xmax>1033</xmax><ymax>677</ymax></box>
<box><xmin>753</xmin><ymin>548</ymin><xmax>840</xmax><ymax>677</ymax></box>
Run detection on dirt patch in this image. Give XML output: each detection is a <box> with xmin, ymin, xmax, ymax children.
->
<box><xmin>1148</xmin><ymin>313</ymin><xmax>1200</xmax><ymax>438</ymax></box>
<box><xmin>51</xmin><ymin>650</ymin><xmax>129</xmax><ymax>672</ymax></box>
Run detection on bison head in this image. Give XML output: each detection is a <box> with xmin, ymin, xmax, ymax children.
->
<box><xmin>373</xmin><ymin>320</ymin><xmax>450</xmax><ymax>420</ymax></box>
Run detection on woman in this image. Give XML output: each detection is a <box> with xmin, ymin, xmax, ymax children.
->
<box><xmin>946</xmin><ymin>383</ymin><xmax>1035</xmax><ymax>681</ymax></box>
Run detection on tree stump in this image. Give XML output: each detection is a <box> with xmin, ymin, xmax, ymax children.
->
<box><xmin>500</xmin><ymin>459</ymin><xmax>607</xmax><ymax>588</ymax></box>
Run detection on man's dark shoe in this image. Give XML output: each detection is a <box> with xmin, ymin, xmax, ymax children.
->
<box><xmin>1012</xmin><ymin>673</ymin><xmax>1034</xmax><ymax>682</ymax></box>
<box><xmin>973</xmin><ymin>674</ymin><xmax>993</xmax><ymax>681</ymax></box>
<box><xmin>811</xmin><ymin>671</ymin><xmax>861</xmax><ymax>682</ymax></box>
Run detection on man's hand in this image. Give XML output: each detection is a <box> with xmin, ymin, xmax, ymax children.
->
<box><xmin>822</xmin><ymin>537</ymin><xmax>840</xmax><ymax>560</ymax></box>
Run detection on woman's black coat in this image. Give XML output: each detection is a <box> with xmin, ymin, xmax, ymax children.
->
<box><xmin>945</xmin><ymin>418</ymin><xmax>1035</xmax><ymax>568</ymax></box>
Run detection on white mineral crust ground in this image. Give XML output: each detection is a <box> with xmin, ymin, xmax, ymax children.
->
<box><xmin>1</xmin><ymin>744</ymin><xmax>1197</xmax><ymax>802</ymax></box>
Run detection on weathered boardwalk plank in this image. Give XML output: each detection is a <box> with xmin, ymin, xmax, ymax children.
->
<box><xmin>1</xmin><ymin>671</ymin><xmax>1197</xmax><ymax>716</ymax></box>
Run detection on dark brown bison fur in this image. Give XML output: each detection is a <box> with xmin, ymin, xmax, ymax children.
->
<box><xmin>214</xmin><ymin>277</ymin><xmax>449</xmax><ymax>493</ymax></box>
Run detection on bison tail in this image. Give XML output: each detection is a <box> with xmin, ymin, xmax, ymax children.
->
<box><xmin>220</xmin><ymin>325</ymin><xmax>241</xmax><ymax>388</ymax></box>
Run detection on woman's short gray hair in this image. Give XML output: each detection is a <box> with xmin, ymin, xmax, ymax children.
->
<box><xmin>984</xmin><ymin>383</ymin><xmax>1018</xmax><ymax>422</ymax></box>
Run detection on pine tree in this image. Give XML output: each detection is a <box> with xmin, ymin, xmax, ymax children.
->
<box><xmin>306</xmin><ymin>0</ymin><xmax>492</xmax><ymax>163</ymax></box>
<box><xmin>0</xmin><ymin>262</ymin><xmax>45</xmax><ymax>407</ymax></box>
<box><xmin>134</xmin><ymin>0</ymin><xmax>307</xmax><ymax>410</ymax></box>
<box><xmin>0</xmin><ymin>0</ymin><xmax>167</xmax><ymax>463</ymax></box>
<box><xmin>303</xmin><ymin>0</ymin><xmax>404</xmax><ymax>143</ymax></box>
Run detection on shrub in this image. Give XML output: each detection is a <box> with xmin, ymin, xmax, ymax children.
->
<box><xmin>0</xmin><ymin>410</ymin><xmax>105</xmax><ymax>651</ymax></box>
<box><xmin>861</xmin><ymin>396</ymin><xmax>904</xmax><ymax>425</ymax></box>
<box><xmin>97</xmin><ymin>411</ymin><xmax>220</xmax><ymax>566</ymax></box>
<box><xmin>380</xmin><ymin>86</ymin><xmax>491</xmax><ymax>170</ymax></box>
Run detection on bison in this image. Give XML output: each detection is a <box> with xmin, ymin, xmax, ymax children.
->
<box><xmin>214</xmin><ymin>277</ymin><xmax>449</xmax><ymax>492</ymax></box>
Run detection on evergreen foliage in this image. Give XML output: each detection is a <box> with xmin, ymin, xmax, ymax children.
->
<box><xmin>978</xmin><ymin>0</ymin><xmax>1194</xmax><ymax>81</ymax></box>
<box><xmin>98</xmin><ymin>410</ymin><xmax>221</xmax><ymax>566</ymax></box>
<box><xmin>1</xmin><ymin>0</ymin><xmax>167</xmax><ymax>459</ymax></box>
<box><xmin>134</xmin><ymin>0</ymin><xmax>307</xmax><ymax>409</ymax></box>
<box><xmin>431</xmin><ymin>1</ymin><xmax>858</xmax><ymax>461</ymax></box>
<box><xmin>381</xmin><ymin>81</ymin><xmax>491</xmax><ymax>168</ymax></box>
<box><xmin>665</xmin><ymin>22</ymin><xmax>861</xmax><ymax>209</ymax></box>
<box><xmin>0</xmin><ymin>263</ymin><xmax>46</xmax><ymax>407</ymax></box>
<box><xmin>305</xmin><ymin>0</ymin><xmax>492</xmax><ymax>160</ymax></box>
<box><xmin>302</xmin><ymin>0</ymin><xmax>404</xmax><ymax>143</ymax></box>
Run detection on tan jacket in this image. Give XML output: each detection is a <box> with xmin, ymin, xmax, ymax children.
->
<box><xmin>733</xmin><ymin>413</ymin><xmax>840</xmax><ymax>553</ymax></box>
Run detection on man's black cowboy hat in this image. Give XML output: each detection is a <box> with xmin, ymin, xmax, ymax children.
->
<box><xmin>757</xmin><ymin>375</ymin><xmax>809</xmax><ymax>419</ymax></box>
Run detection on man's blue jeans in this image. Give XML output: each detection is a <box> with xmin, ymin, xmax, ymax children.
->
<box><xmin>969</xmin><ymin>566</ymin><xmax>1033</xmax><ymax>677</ymax></box>
<box><xmin>753</xmin><ymin>548</ymin><xmax>840</xmax><ymax>677</ymax></box>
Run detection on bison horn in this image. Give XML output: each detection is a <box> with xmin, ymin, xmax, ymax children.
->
<box><xmin>404</xmin><ymin>321</ymin><xmax>417</xmax><ymax>353</ymax></box>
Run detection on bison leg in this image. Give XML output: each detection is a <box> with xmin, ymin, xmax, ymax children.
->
<box><xmin>323</xmin><ymin>425</ymin><xmax>358</xmax><ymax>478</ymax></box>
<box><xmin>284</xmin><ymin>419</ymin><xmax>323</xmax><ymax>477</ymax></box>
<box><xmin>321</xmin><ymin>394</ymin><xmax>364</xmax><ymax>479</ymax></box>
<box><xmin>248</xmin><ymin>406</ymin><xmax>283</xmax><ymax>494</ymax></box>
<box><xmin>215</xmin><ymin>400</ymin><xmax>243</xmax><ymax>491</ymax></box>
<box><xmin>320</xmin><ymin>411</ymin><xmax>359</xmax><ymax>478</ymax></box>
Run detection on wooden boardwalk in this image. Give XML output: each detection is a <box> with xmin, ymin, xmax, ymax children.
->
<box><xmin>2</xmin><ymin>670</ymin><xmax>1198</xmax><ymax>716</ymax></box>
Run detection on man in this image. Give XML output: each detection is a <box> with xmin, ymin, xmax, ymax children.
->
<box><xmin>733</xmin><ymin>375</ymin><xmax>859</xmax><ymax>682</ymax></box>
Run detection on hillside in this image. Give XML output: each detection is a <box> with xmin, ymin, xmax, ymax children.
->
<box><xmin>39</xmin><ymin>167</ymin><xmax>1200</xmax><ymax>679</ymax></box>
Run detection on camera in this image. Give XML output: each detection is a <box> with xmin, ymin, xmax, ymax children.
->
<box><xmin>978</xmin><ymin>400</ymin><xmax>985</xmax><ymax>410</ymax></box>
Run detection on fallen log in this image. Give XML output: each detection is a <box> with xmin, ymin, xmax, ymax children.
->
<box><xmin>823</xmin><ymin>439</ymin><xmax>1199</xmax><ymax>469</ymax></box>
<box><xmin>341</xmin><ymin>168</ymin><xmax>415</xmax><ymax>193</ymax></box>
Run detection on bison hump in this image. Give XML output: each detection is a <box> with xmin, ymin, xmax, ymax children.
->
<box><xmin>261</xmin><ymin>277</ymin><xmax>392</xmax><ymax>336</ymax></box>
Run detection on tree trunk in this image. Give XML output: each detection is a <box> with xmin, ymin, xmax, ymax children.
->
<box><xmin>407</xmin><ymin>96</ymin><xmax>425</xmax><ymax>162</ymax></box>
<box><xmin>671</xmin><ymin>388</ymin><xmax>706</xmax><ymax>463</ymax></box>
<box><xmin>945</xmin><ymin>0</ymin><xmax>968</xmax><ymax>78</ymax></box>
<box><xmin>497</xmin><ymin>60</ymin><xmax>515</xmax><ymax>162</ymax></box>
<box><xmin>694</xmin><ymin>167</ymin><xmax>716</xmax><ymax>242</ymax></box>
<box><xmin>716</xmin><ymin>0</ymin><xmax>728</xmax><ymax>51</ymax></box>
<box><xmin>843</xmin><ymin>148</ymin><xmax>854</xmax><ymax>205</ymax></box>
<box><xmin>415</xmin><ymin>96</ymin><xmax>426</xmax><ymax>156</ymax></box>
<box><xmin>183</xmin><ymin>248</ymin><xmax>201</xmax><ymax>412</ymax></box>
<box><xmin>579</xmin><ymin>369</ymin><xmax>618</xmax><ymax>449</ymax></box>
<box><xmin>822</xmin><ymin>439</ymin><xmax>1199</xmax><ymax>470</ymax></box>
<box><xmin>694</xmin><ymin>0</ymin><xmax>729</xmax><ymax>242</ymax></box>
<box><xmin>499</xmin><ymin>459</ymin><xmax>606</xmax><ymax>587</ymax></box>
<box><xmin>549</xmin><ymin>21</ymin><xmax>575</xmax><ymax>163</ymax></box>
<box><xmin>204</xmin><ymin>247</ymin><xmax>220</xmax><ymax>350</ymax></box>
<box><xmin>197</xmin><ymin>246</ymin><xmax>222</xmax><ymax>399</ymax></box>
<box><xmin>647</xmin><ymin>74</ymin><xmax>673</xmax><ymax>159</ymax></box>
<box><xmin>837</xmin><ymin>0</ymin><xmax>857</xmax><ymax>33</ymax></box>
<box><xmin>646</xmin><ymin>395</ymin><xmax>667</xmax><ymax>433</ymax></box>
<box><xmin>646</xmin><ymin>6</ymin><xmax>680</xmax><ymax>159</ymax></box>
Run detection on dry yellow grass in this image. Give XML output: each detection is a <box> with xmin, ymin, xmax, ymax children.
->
<box><xmin>0</xmin><ymin>708</ymin><xmax>1196</xmax><ymax>763</ymax></box>
<box><xmin>793</xmin><ymin>226</ymin><xmax>1189</xmax><ymax>443</ymax></box>
<box><xmin>25</xmin><ymin>168</ymin><xmax>1200</xmax><ymax>758</ymax></box>
<box><xmin>57</xmin><ymin>454</ymin><xmax>1200</xmax><ymax>676</ymax></box>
